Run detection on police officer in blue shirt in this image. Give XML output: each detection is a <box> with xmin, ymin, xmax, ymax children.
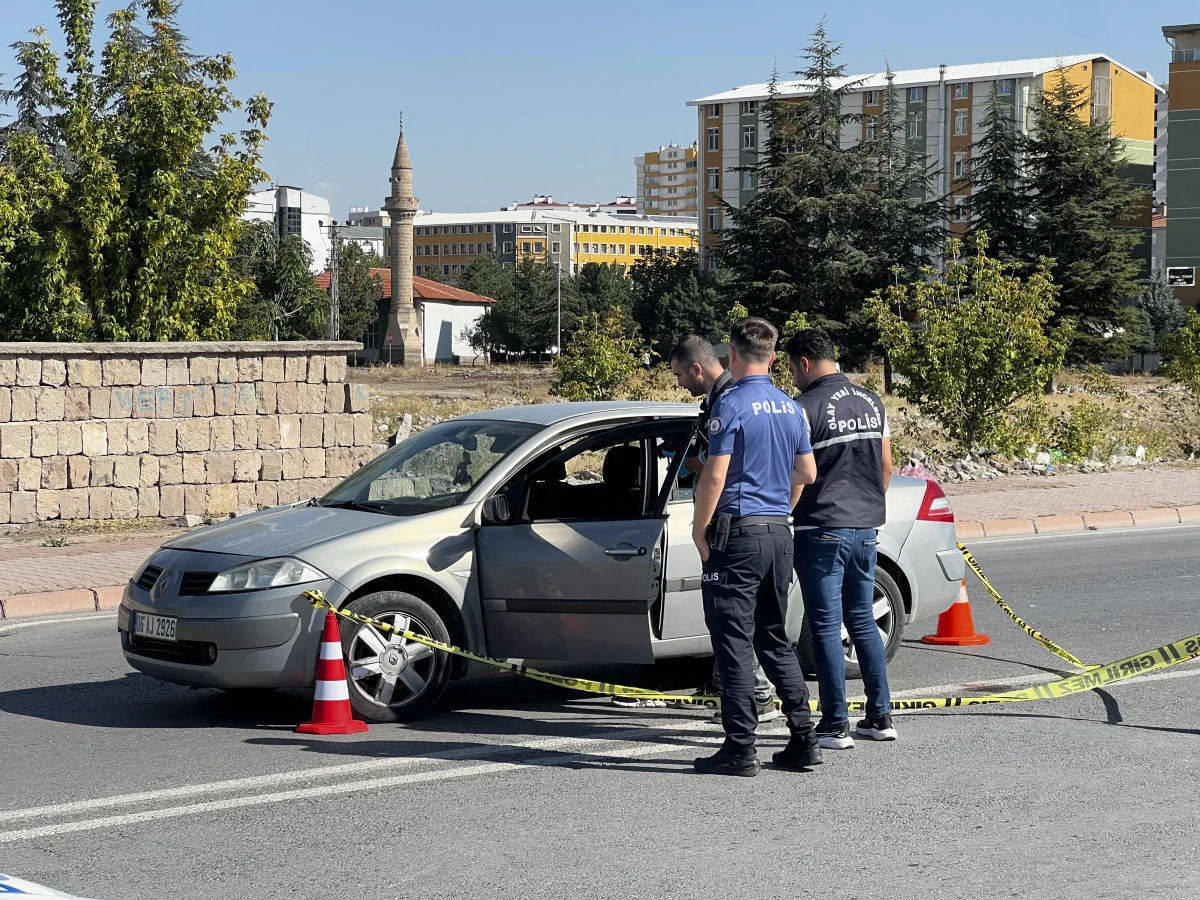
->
<box><xmin>691</xmin><ymin>317</ymin><xmax>823</xmax><ymax>776</ymax></box>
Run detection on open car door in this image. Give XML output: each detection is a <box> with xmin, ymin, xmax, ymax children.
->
<box><xmin>475</xmin><ymin>418</ymin><xmax>694</xmax><ymax>662</ymax></box>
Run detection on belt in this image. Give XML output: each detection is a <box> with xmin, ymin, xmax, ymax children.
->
<box><xmin>730</xmin><ymin>515</ymin><xmax>793</xmax><ymax>528</ymax></box>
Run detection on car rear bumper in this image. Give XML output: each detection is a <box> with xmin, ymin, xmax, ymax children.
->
<box><xmin>901</xmin><ymin>521</ymin><xmax>964</xmax><ymax>622</ymax></box>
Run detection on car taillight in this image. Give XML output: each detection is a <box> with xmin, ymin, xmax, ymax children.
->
<box><xmin>916</xmin><ymin>479</ymin><xmax>955</xmax><ymax>522</ymax></box>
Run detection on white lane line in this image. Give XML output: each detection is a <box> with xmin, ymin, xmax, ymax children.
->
<box><xmin>0</xmin><ymin>613</ymin><xmax>116</xmax><ymax>634</ymax></box>
<box><xmin>0</xmin><ymin>723</ymin><xmax>715</xmax><ymax>824</ymax></box>
<box><xmin>0</xmin><ymin>732</ymin><xmax>717</xmax><ymax>844</ymax></box>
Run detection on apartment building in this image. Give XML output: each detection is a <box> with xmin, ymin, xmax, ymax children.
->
<box><xmin>382</xmin><ymin>208</ymin><xmax>698</xmax><ymax>279</ymax></box>
<box><xmin>242</xmin><ymin>185</ymin><xmax>332</xmax><ymax>274</ymax></box>
<box><xmin>688</xmin><ymin>54</ymin><xmax>1160</xmax><ymax>272</ymax></box>
<box><xmin>636</xmin><ymin>142</ymin><xmax>700</xmax><ymax>216</ymax></box>
<box><xmin>1163</xmin><ymin>25</ymin><xmax>1200</xmax><ymax>308</ymax></box>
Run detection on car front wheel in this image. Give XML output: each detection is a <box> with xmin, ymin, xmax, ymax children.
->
<box><xmin>340</xmin><ymin>590</ymin><xmax>451</xmax><ymax>723</ymax></box>
<box><xmin>796</xmin><ymin>568</ymin><xmax>905</xmax><ymax>680</ymax></box>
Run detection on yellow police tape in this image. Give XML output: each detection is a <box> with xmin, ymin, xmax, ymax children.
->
<box><xmin>957</xmin><ymin>542</ymin><xmax>1095</xmax><ymax>670</ymax></box>
<box><xmin>302</xmin><ymin>589</ymin><xmax>1200</xmax><ymax>714</ymax></box>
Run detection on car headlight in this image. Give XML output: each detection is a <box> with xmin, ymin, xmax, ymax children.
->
<box><xmin>208</xmin><ymin>557</ymin><xmax>329</xmax><ymax>593</ymax></box>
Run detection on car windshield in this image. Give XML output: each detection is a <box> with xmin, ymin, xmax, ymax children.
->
<box><xmin>318</xmin><ymin>419</ymin><xmax>541</xmax><ymax>516</ymax></box>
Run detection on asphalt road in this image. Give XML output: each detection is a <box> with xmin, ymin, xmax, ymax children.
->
<box><xmin>2</xmin><ymin>525</ymin><xmax>1198</xmax><ymax>900</ymax></box>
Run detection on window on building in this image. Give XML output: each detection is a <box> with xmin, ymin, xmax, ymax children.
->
<box><xmin>707</xmin><ymin>103</ymin><xmax>721</xmax><ymax>117</ymax></box>
<box><xmin>742</xmin><ymin>124</ymin><xmax>757</xmax><ymax>149</ymax></box>
<box><xmin>486</xmin><ymin>224</ymin><xmax>494</xmax><ymax>233</ymax></box>
<box><xmin>863</xmin><ymin>115</ymin><xmax>877</xmax><ymax>141</ymax></box>
<box><xmin>503</xmin><ymin>224</ymin><xmax>513</xmax><ymax>233</ymax></box>
<box><xmin>953</xmin><ymin>196</ymin><xmax>968</xmax><ymax>221</ymax></box>
<box><xmin>741</xmin><ymin>171</ymin><xmax>753</xmax><ymax>190</ymax></box>
<box><xmin>707</xmin><ymin>256</ymin><xmax>717</xmax><ymax>272</ymax></box>
<box><xmin>552</xmin><ymin>223</ymin><xmax>561</xmax><ymax>232</ymax></box>
<box><xmin>906</xmin><ymin>113</ymin><xmax>924</xmax><ymax>139</ymax></box>
<box><xmin>907</xmin><ymin>86</ymin><xmax>925</xmax><ymax>103</ymax></box>
<box><xmin>619</xmin><ymin>244</ymin><xmax>626</xmax><ymax>254</ymax></box>
<box><xmin>707</xmin><ymin>128</ymin><xmax>719</xmax><ymax>151</ymax></box>
<box><xmin>639</xmin><ymin>227</ymin><xmax>646</xmax><ymax>235</ymax></box>
<box><xmin>997</xmin><ymin>78</ymin><xmax>1014</xmax><ymax>96</ymax></box>
<box><xmin>443</xmin><ymin>265</ymin><xmax>450</xmax><ymax>275</ymax></box>
<box><xmin>618</xmin><ymin>226</ymin><xmax>626</xmax><ymax>234</ymax></box>
<box><xmin>280</xmin><ymin>207</ymin><xmax>301</xmax><ymax>236</ymax></box>
<box><xmin>954</xmin><ymin>109</ymin><xmax>968</xmax><ymax>135</ymax></box>
<box><xmin>864</xmin><ymin>90</ymin><xmax>878</xmax><ymax>106</ymax></box>
<box><xmin>573</xmin><ymin>243</ymin><xmax>580</xmax><ymax>254</ymax></box>
<box><xmin>503</xmin><ymin>241</ymin><xmax>513</xmax><ymax>253</ymax></box>
<box><xmin>707</xmin><ymin>207</ymin><xmax>719</xmax><ymax>231</ymax></box>
<box><xmin>487</xmin><ymin>243</ymin><xmax>493</xmax><ymax>253</ymax></box>
<box><xmin>740</xmin><ymin>101</ymin><xmax>757</xmax><ymax>115</ymax></box>
<box><xmin>521</xmin><ymin>241</ymin><xmax>531</xmax><ymax>253</ymax></box>
<box><xmin>551</xmin><ymin>241</ymin><xmax>560</xmax><ymax>253</ymax></box>
<box><xmin>534</xmin><ymin>241</ymin><xmax>544</xmax><ymax>253</ymax></box>
<box><xmin>520</xmin><ymin>225</ymin><xmax>531</xmax><ymax>233</ymax></box>
<box><xmin>953</xmin><ymin>82</ymin><xmax>969</xmax><ymax>100</ymax></box>
<box><xmin>954</xmin><ymin>153</ymin><xmax>967</xmax><ymax>180</ymax></box>
<box><xmin>707</xmin><ymin>167</ymin><xmax>719</xmax><ymax>190</ymax></box>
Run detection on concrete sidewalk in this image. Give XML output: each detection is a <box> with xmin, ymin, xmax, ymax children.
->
<box><xmin>1</xmin><ymin>466</ymin><xmax>1198</xmax><ymax>618</ymax></box>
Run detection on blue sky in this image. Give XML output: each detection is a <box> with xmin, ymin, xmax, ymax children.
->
<box><xmin>1</xmin><ymin>0</ymin><xmax>1193</xmax><ymax>218</ymax></box>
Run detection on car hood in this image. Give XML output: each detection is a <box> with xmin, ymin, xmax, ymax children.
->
<box><xmin>161</xmin><ymin>504</ymin><xmax>386</xmax><ymax>558</ymax></box>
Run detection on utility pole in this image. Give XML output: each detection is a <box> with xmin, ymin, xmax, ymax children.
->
<box><xmin>327</xmin><ymin>221</ymin><xmax>341</xmax><ymax>340</ymax></box>
<box><xmin>556</xmin><ymin>260</ymin><xmax>562</xmax><ymax>358</ymax></box>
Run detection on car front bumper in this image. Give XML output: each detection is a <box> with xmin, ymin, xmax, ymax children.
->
<box><xmin>118</xmin><ymin>547</ymin><xmax>344</xmax><ymax>689</ymax></box>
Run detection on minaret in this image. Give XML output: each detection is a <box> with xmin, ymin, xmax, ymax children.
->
<box><xmin>383</xmin><ymin>120</ymin><xmax>423</xmax><ymax>366</ymax></box>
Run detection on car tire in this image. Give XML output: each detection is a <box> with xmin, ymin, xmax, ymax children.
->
<box><xmin>796</xmin><ymin>568</ymin><xmax>905</xmax><ymax>681</ymax></box>
<box><xmin>339</xmin><ymin>590</ymin><xmax>452</xmax><ymax>723</ymax></box>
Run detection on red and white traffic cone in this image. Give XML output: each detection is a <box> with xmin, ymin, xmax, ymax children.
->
<box><xmin>297</xmin><ymin>611</ymin><xmax>368</xmax><ymax>735</ymax></box>
<box><xmin>921</xmin><ymin>579</ymin><xmax>990</xmax><ymax>646</ymax></box>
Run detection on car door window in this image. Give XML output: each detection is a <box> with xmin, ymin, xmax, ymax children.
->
<box><xmin>511</xmin><ymin>421</ymin><xmax>695</xmax><ymax>523</ymax></box>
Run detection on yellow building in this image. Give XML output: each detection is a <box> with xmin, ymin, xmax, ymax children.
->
<box><xmin>385</xmin><ymin>207</ymin><xmax>698</xmax><ymax>278</ymax></box>
<box><xmin>636</xmin><ymin>142</ymin><xmax>700</xmax><ymax>216</ymax></box>
<box><xmin>688</xmin><ymin>54</ymin><xmax>1160</xmax><ymax>270</ymax></box>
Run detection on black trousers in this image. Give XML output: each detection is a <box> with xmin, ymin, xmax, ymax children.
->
<box><xmin>701</xmin><ymin>523</ymin><xmax>813</xmax><ymax>752</ymax></box>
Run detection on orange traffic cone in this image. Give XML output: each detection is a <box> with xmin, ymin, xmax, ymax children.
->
<box><xmin>297</xmin><ymin>611</ymin><xmax>369</xmax><ymax>735</ymax></box>
<box><xmin>921</xmin><ymin>580</ymin><xmax>990</xmax><ymax>646</ymax></box>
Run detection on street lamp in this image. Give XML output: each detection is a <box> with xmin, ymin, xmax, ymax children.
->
<box><xmin>538</xmin><ymin>212</ymin><xmax>573</xmax><ymax>357</ymax></box>
<box><xmin>321</xmin><ymin>220</ymin><xmax>344</xmax><ymax>340</ymax></box>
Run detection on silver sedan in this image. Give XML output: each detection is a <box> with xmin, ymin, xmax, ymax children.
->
<box><xmin>119</xmin><ymin>402</ymin><xmax>965</xmax><ymax>722</ymax></box>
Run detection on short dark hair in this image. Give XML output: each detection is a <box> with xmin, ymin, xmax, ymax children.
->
<box><xmin>668</xmin><ymin>335</ymin><xmax>718</xmax><ymax>369</ymax></box>
<box><xmin>785</xmin><ymin>328</ymin><xmax>836</xmax><ymax>364</ymax></box>
<box><xmin>729</xmin><ymin>317</ymin><xmax>778</xmax><ymax>363</ymax></box>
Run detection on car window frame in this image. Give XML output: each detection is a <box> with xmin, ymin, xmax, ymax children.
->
<box><xmin>486</xmin><ymin>418</ymin><xmax>696</xmax><ymax>526</ymax></box>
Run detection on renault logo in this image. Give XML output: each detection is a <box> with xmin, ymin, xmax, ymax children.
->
<box><xmin>150</xmin><ymin>570</ymin><xmax>170</xmax><ymax>603</ymax></box>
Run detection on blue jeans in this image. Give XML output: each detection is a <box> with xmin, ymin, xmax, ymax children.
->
<box><xmin>795</xmin><ymin>528</ymin><xmax>892</xmax><ymax>724</ymax></box>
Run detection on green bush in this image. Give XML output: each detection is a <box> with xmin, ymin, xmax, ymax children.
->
<box><xmin>1161</xmin><ymin>309</ymin><xmax>1200</xmax><ymax>395</ymax></box>
<box><xmin>550</xmin><ymin>307</ymin><xmax>648</xmax><ymax>402</ymax></box>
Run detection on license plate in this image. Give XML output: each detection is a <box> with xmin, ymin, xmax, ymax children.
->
<box><xmin>134</xmin><ymin>613</ymin><xmax>177</xmax><ymax>642</ymax></box>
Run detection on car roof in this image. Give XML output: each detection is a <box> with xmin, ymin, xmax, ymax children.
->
<box><xmin>457</xmin><ymin>401</ymin><xmax>698</xmax><ymax>426</ymax></box>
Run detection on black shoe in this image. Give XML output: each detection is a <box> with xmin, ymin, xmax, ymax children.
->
<box><xmin>772</xmin><ymin>731</ymin><xmax>824</xmax><ymax>771</ymax></box>
<box><xmin>855</xmin><ymin>714</ymin><xmax>898</xmax><ymax>741</ymax></box>
<box><xmin>693</xmin><ymin>747</ymin><xmax>761</xmax><ymax>777</ymax></box>
<box><xmin>815</xmin><ymin>719</ymin><xmax>855</xmax><ymax>750</ymax></box>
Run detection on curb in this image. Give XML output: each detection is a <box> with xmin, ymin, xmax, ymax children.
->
<box><xmin>956</xmin><ymin>505</ymin><xmax>1200</xmax><ymax>541</ymax></box>
<box><xmin>0</xmin><ymin>585</ymin><xmax>125</xmax><ymax>620</ymax></box>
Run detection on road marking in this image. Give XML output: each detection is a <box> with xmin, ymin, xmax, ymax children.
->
<box><xmin>0</xmin><ymin>729</ymin><xmax>718</xmax><ymax>844</ymax></box>
<box><xmin>0</xmin><ymin>613</ymin><xmax>115</xmax><ymax>635</ymax></box>
<box><xmin>975</xmin><ymin>522</ymin><xmax>1200</xmax><ymax>547</ymax></box>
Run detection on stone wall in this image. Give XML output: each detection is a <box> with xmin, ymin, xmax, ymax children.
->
<box><xmin>0</xmin><ymin>342</ymin><xmax>372</xmax><ymax>526</ymax></box>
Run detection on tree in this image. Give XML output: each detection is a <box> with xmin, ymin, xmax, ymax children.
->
<box><xmin>714</xmin><ymin>25</ymin><xmax>881</xmax><ymax>351</ymax></box>
<box><xmin>550</xmin><ymin>307</ymin><xmax>647</xmax><ymax>401</ymax></box>
<box><xmin>1137</xmin><ymin>268</ymin><xmax>1188</xmax><ymax>348</ymax></box>
<box><xmin>459</xmin><ymin>253</ymin><xmax>516</xmax><ymax>305</ymax></box>
<box><xmin>968</xmin><ymin>84</ymin><xmax>1032</xmax><ymax>262</ymax></box>
<box><xmin>1160</xmin><ymin>309</ymin><xmax>1200</xmax><ymax>395</ymax></box>
<box><xmin>865</xmin><ymin>237</ymin><xmax>1071</xmax><ymax>451</ymax></box>
<box><xmin>1024</xmin><ymin>68</ymin><xmax>1147</xmax><ymax>364</ymax></box>
<box><xmin>0</xmin><ymin>0</ymin><xmax>271</xmax><ymax>341</ymax></box>
<box><xmin>574</xmin><ymin>262</ymin><xmax>634</xmax><ymax>331</ymax></box>
<box><xmin>230</xmin><ymin>220</ymin><xmax>327</xmax><ymax>340</ymax></box>
<box><xmin>629</xmin><ymin>248</ymin><xmax>723</xmax><ymax>356</ymax></box>
<box><xmin>335</xmin><ymin>241</ymin><xmax>384</xmax><ymax>342</ymax></box>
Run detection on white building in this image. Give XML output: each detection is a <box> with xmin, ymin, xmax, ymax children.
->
<box><xmin>347</xmin><ymin>206</ymin><xmax>391</xmax><ymax>227</ymax></box>
<box><xmin>242</xmin><ymin>185</ymin><xmax>332</xmax><ymax>274</ymax></box>
<box><xmin>338</xmin><ymin>225</ymin><xmax>386</xmax><ymax>260</ymax></box>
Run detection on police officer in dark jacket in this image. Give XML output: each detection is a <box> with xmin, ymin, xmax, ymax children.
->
<box><xmin>786</xmin><ymin>328</ymin><xmax>897</xmax><ymax>749</ymax></box>
<box><xmin>692</xmin><ymin>318</ymin><xmax>822</xmax><ymax>776</ymax></box>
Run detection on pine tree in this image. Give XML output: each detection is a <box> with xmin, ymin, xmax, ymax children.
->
<box><xmin>968</xmin><ymin>83</ymin><xmax>1031</xmax><ymax>262</ymax></box>
<box><xmin>715</xmin><ymin>23</ymin><xmax>880</xmax><ymax>341</ymax></box>
<box><xmin>1025</xmin><ymin>68</ymin><xmax>1147</xmax><ymax>363</ymax></box>
<box><xmin>1137</xmin><ymin>267</ymin><xmax>1187</xmax><ymax>347</ymax></box>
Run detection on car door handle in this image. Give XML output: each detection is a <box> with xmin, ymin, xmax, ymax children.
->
<box><xmin>605</xmin><ymin>546</ymin><xmax>646</xmax><ymax>557</ymax></box>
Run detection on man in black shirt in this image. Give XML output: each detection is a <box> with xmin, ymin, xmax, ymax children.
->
<box><xmin>786</xmin><ymin>329</ymin><xmax>896</xmax><ymax>749</ymax></box>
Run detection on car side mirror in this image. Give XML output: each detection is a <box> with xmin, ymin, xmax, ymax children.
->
<box><xmin>481</xmin><ymin>495</ymin><xmax>510</xmax><ymax>524</ymax></box>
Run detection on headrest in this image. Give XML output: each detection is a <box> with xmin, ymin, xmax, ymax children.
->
<box><xmin>536</xmin><ymin>459</ymin><xmax>567</xmax><ymax>482</ymax></box>
<box><xmin>603</xmin><ymin>444</ymin><xmax>641</xmax><ymax>487</ymax></box>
